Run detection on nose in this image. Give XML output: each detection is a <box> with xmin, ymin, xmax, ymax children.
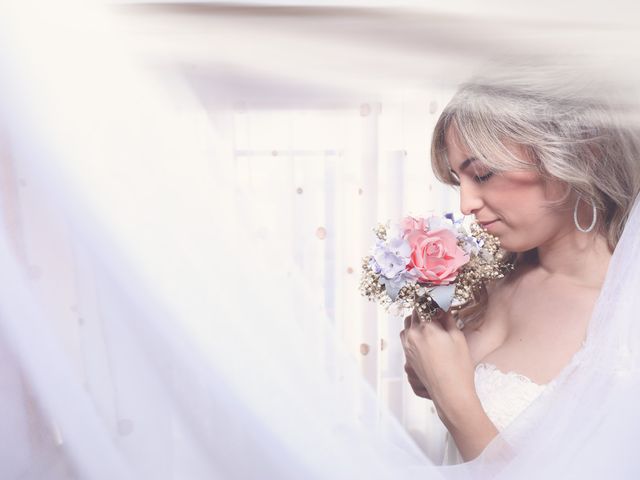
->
<box><xmin>459</xmin><ymin>181</ymin><xmax>484</xmax><ymax>216</ymax></box>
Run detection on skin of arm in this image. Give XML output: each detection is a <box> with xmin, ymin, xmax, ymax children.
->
<box><xmin>401</xmin><ymin>308</ymin><xmax>501</xmax><ymax>461</ymax></box>
<box><xmin>435</xmin><ymin>389</ymin><xmax>500</xmax><ymax>462</ymax></box>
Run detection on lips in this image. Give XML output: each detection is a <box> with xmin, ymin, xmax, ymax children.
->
<box><xmin>478</xmin><ymin>219</ymin><xmax>499</xmax><ymax>227</ymax></box>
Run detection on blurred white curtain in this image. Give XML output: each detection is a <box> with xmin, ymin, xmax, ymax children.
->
<box><xmin>189</xmin><ymin>87</ymin><xmax>462</xmax><ymax>460</ymax></box>
<box><xmin>0</xmin><ymin>2</ymin><xmax>452</xmax><ymax>476</ymax></box>
<box><xmin>0</xmin><ymin>4</ymin><xmax>435</xmax><ymax>477</ymax></box>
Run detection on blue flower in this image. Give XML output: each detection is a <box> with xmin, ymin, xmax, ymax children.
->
<box><xmin>460</xmin><ymin>234</ymin><xmax>482</xmax><ymax>256</ymax></box>
<box><xmin>444</xmin><ymin>211</ymin><xmax>464</xmax><ymax>227</ymax></box>
<box><xmin>368</xmin><ymin>235</ymin><xmax>418</xmax><ymax>301</ymax></box>
<box><xmin>370</xmin><ymin>236</ymin><xmax>411</xmax><ymax>279</ymax></box>
<box><xmin>379</xmin><ymin>272</ymin><xmax>412</xmax><ymax>301</ymax></box>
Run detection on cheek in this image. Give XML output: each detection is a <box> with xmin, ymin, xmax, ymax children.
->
<box><xmin>494</xmin><ymin>173</ymin><xmax>548</xmax><ymax>220</ymax></box>
<box><xmin>543</xmin><ymin>177</ymin><xmax>571</xmax><ymax>202</ymax></box>
<box><xmin>500</xmin><ymin>203</ymin><xmax>568</xmax><ymax>252</ymax></box>
<box><xmin>488</xmin><ymin>174</ymin><xmax>562</xmax><ymax>251</ymax></box>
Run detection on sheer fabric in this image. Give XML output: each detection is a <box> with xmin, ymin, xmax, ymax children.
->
<box><xmin>2</xmin><ymin>1</ymin><xmax>640</xmax><ymax>479</ymax></box>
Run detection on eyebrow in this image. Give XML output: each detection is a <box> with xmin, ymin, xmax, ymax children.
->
<box><xmin>449</xmin><ymin>157</ymin><xmax>477</xmax><ymax>176</ymax></box>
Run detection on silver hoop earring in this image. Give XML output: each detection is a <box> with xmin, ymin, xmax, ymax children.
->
<box><xmin>574</xmin><ymin>195</ymin><xmax>597</xmax><ymax>233</ymax></box>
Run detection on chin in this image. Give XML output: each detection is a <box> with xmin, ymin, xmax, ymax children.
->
<box><xmin>495</xmin><ymin>236</ymin><xmax>530</xmax><ymax>254</ymax></box>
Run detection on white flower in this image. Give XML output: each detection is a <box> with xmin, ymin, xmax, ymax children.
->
<box><xmin>426</xmin><ymin>215</ymin><xmax>457</xmax><ymax>233</ymax></box>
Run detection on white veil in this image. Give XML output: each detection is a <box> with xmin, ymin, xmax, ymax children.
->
<box><xmin>2</xmin><ymin>1</ymin><xmax>640</xmax><ymax>479</ymax></box>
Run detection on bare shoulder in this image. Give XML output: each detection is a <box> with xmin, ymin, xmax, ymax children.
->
<box><xmin>459</xmin><ymin>263</ymin><xmax>534</xmax><ymax>337</ymax></box>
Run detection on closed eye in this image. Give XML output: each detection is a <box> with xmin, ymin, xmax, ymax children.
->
<box><xmin>474</xmin><ymin>171</ymin><xmax>494</xmax><ymax>183</ymax></box>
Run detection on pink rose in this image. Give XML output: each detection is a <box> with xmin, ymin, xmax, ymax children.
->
<box><xmin>405</xmin><ymin>227</ymin><xmax>470</xmax><ymax>285</ymax></box>
<box><xmin>400</xmin><ymin>216</ymin><xmax>428</xmax><ymax>236</ymax></box>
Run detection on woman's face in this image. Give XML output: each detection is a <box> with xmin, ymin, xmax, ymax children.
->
<box><xmin>445</xmin><ymin>125</ymin><xmax>572</xmax><ymax>253</ymax></box>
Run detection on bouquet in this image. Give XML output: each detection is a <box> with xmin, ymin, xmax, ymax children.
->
<box><xmin>359</xmin><ymin>212</ymin><xmax>514</xmax><ymax>328</ymax></box>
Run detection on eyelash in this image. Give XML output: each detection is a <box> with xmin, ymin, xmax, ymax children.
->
<box><xmin>450</xmin><ymin>171</ymin><xmax>494</xmax><ymax>187</ymax></box>
<box><xmin>474</xmin><ymin>172</ymin><xmax>494</xmax><ymax>183</ymax></box>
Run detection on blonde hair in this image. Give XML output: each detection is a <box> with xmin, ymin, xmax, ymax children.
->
<box><xmin>430</xmin><ymin>57</ymin><xmax>640</xmax><ymax>327</ymax></box>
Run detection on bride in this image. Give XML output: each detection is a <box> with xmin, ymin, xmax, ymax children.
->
<box><xmin>3</xmin><ymin>2</ymin><xmax>640</xmax><ymax>478</ymax></box>
<box><xmin>401</xmin><ymin>63</ymin><xmax>639</xmax><ymax>465</ymax></box>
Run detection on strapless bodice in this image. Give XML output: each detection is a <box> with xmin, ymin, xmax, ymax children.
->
<box><xmin>441</xmin><ymin>362</ymin><xmax>548</xmax><ymax>465</ymax></box>
<box><xmin>473</xmin><ymin>362</ymin><xmax>548</xmax><ymax>430</ymax></box>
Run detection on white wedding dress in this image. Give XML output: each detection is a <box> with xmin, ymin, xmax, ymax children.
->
<box><xmin>442</xmin><ymin>339</ymin><xmax>588</xmax><ymax>465</ymax></box>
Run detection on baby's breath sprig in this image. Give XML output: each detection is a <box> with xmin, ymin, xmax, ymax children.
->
<box><xmin>451</xmin><ymin>223</ymin><xmax>515</xmax><ymax>315</ymax></box>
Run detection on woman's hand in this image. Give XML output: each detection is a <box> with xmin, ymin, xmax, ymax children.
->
<box><xmin>399</xmin><ymin>308</ymin><xmax>477</xmax><ymax>421</ymax></box>
<box><xmin>402</xmin><ymin>313</ymin><xmax>433</xmax><ymax>399</ymax></box>
<box><xmin>404</xmin><ymin>362</ymin><xmax>432</xmax><ymax>399</ymax></box>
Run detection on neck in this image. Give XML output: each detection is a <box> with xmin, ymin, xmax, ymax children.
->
<box><xmin>534</xmin><ymin>229</ymin><xmax>612</xmax><ymax>289</ymax></box>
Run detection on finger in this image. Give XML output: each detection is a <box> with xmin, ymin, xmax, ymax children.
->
<box><xmin>404</xmin><ymin>362</ymin><xmax>415</xmax><ymax>375</ymax></box>
<box><xmin>404</xmin><ymin>314</ymin><xmax>411</xmax><ymax>329</ymax></box>
<box><xmin>407</xmin><ymin>374</ymin><xmax>428</xmax><ymax>393</ymax></box>
<box><xmin>428</xmin><ymin>308</ymin><xmax>455</xmax><ymax>333</ymax></box>
<box><xmin>410</xmin><ymin>308</ymin><xmax>422</xmax><ymax>328</ymax></box>
<box><xmin>428</xmin><ymin>308</ymin><xmax>444</xmax><ymax>328</ymax></box>
<box><xmin>407</xmin><ymin>369</ymin><xmax>421</xmax><ymax>382</ymax></box>
<box><xmin>409</xmin><ymin>378</ymin><xmax>427</xmax><ymax>392</ymax></box>
<box><xmin>437</xmin><ymin>309</ymin><xmax>458</xmax><ymax>332</ymax></box>
<box><xmin>411</xmin><ymin>307</ymin><xmax>439</xmax><ymax>330</ymax></box>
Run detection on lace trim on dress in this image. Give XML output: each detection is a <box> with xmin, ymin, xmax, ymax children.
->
<box><xmin>473</xmin><ymin>363</ymin><xmax>548</xmax><ymax>432</ymax></box>
<box><xmin>474</xmin><ymin>337</ymin><xmax>590</xmax><ymax>389</ymax></box>
<box><xmin>474</xmin><ymin>362</ymin><xmax>548</xmax><ymax>386</ymax></box>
